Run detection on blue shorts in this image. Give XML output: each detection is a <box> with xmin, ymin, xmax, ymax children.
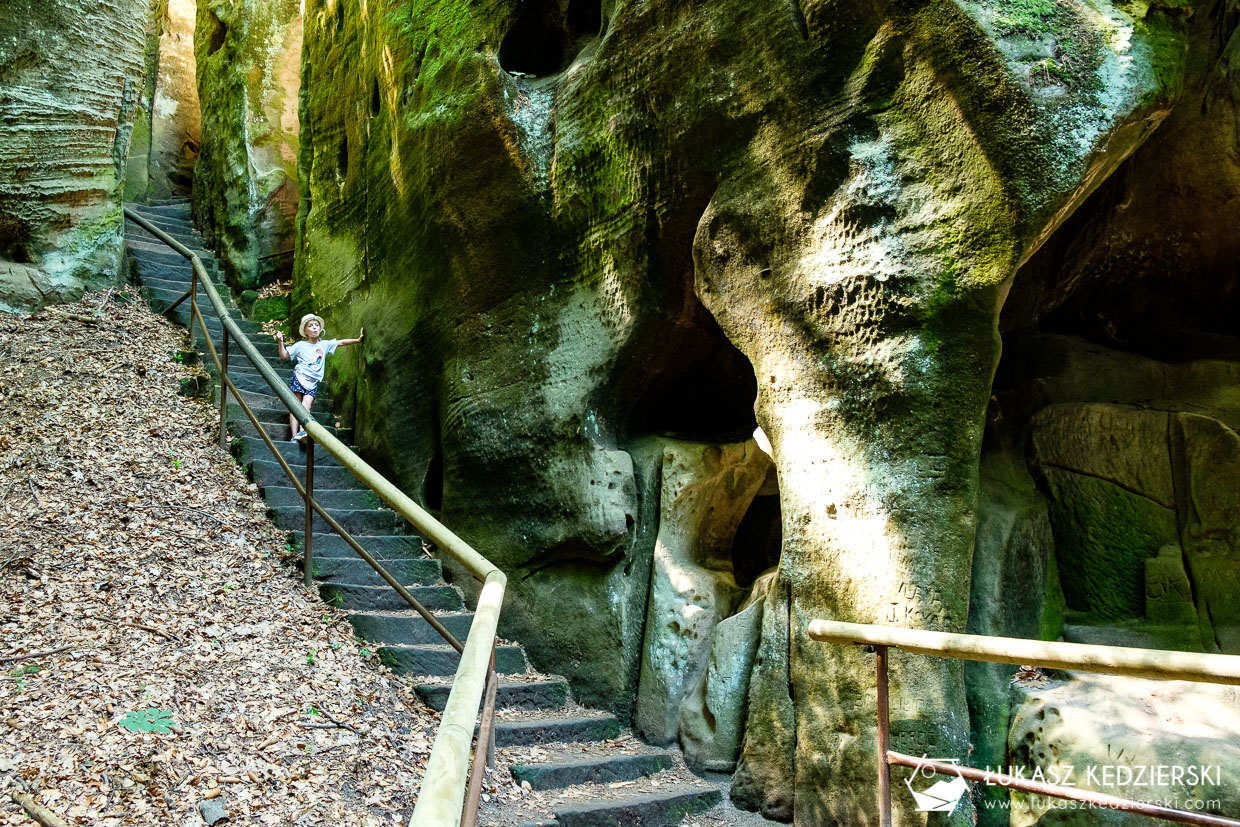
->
<box><xmin>289</xmin><ymin>375</ymin><xmax>318</xmax><ymax>397</ymax></box>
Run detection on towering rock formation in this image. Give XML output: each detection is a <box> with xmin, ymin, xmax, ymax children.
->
<box><xmin>0</xmin><ymin>0</ymin><xmax>155</xmax><ymax>312</ymax></box>
<box><xmin>290</xmin><ymin>0</ymin><xmax>1198</xmax><ymax>822</ymax></box>
<box><xmin>193</xmin><ymin>0</ymin><xmax>301</xmax><ymax>289</ymax></box>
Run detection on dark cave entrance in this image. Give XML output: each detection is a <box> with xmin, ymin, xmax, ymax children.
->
<box><xmin>498</xmin><ymin>0</ymin><xmax>603</xmax><ymax>77</ymax></box>
<box><xmin>984</xmin><ymin>141</ymin><xmax>1240</xmax><ymax>653</ymax></box>
<box><xmin>626</xmin><ymin>321</ymin><xmax>759</xmax><ymax>444</ymax></box>
<box><xmin>731</xmin><ymin>486</ymin><xmax>782</xmax><ymax>589</ymax></box>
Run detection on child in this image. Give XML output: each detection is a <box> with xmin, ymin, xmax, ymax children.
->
<box><xmin>275</xmin><ymin>313</ymin><xmax>364</xmax><ymax>442</ymax></box>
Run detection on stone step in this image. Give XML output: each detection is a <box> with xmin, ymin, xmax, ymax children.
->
<box><xmin>128</xmin><ymin>264</ymin><xmax>220</xmax><ymax>293</ymax></box>
<box><xmin>413</xmin><ymin>678</ymin><xmax>569</xmax><ymax>713</ymax></box>
<box><xmin>227</xmin><ymin>376</ymin><xmax>335</xmax><ymax>407</ymax></box>
<box><xmin>378</xmin><ymin>643</ymin><xmax>529</xmax><ymax>676</ymax></box>
<box><xmin>261</xmin><ymin>485</ymin><xmax>377</xmax><ymax>509</ymax></box>
<box><xmin>272</xmin><ymin>505</ymin><xmax>409</xmax><ymax>536</ymax></box>
<box><xmin>222</xmin><ymin>340</ymin><xmax>282</xmax><ymax>361</ymax></box>
<box><xmin>126</xmin><ymin>225</ymin><xmax>204</xmax><ymax>249</ymax></box>
<box><xmin>126</xmin><ymin>212</ymin><xmax>197</xmax><ymax>234</ymax></box>
<box><xmin>126</xmin><ymin>237</ymin><xmax>215</xmax><ymax>264</ymax></box>
<box><xmin>209</xmin><ymin>359</ymin><xmax>287</xmax><ymax>384</ymax></box>
<box><xmin>551</xmin><ymin>786</ymin><xmax>722</xmax><ymax>827</ymax></box>
<box><xmin>167</xmin><ymin>305</ymin><xmax>263</xmax><ymax>335</ymax></box>
<box><xmin>136</xmin><ymin>268</ymin><xmax>231</xmax><ymax>291</ymax></box>
<box><xmin>510</xmin><ymin>752</ymin><xmax>675</xmax><ymax>791</ymax></box>
<box><xmin>234</xmin><ymin>436</ymin><xmax>345</xmax><ymax>469</ymax></box>
<box><xmin>346</xmin><ymin>610</ymin><xmax>474</xmax><ymax>646</ymax></box>
<box><xmin>133</xmin><ymin>201</ymin><xmax>191</xmax><ymax>218</ymax></box>
<box><xmin>223</xmin><ymin>370</ymin><xmax>321</xmax><ymax>399</ymax></box>
<box><xmin>492</xmin><ymin>712</ymin><xmax>621</xmax><ymax>747</ymax></box>
<box><xmin>320</xmin><ymin>582</ymin><xmax>463</xmax><ymax>613</ymax></box>
<box><xmin>304</xmin><ymin>532</ymin><xmax>427</xmax><ymax>558</ymax></box>
<box><xmin>139</xmin><ymin>276</ymin><xmax>236</xmax><ymax>305</ymax></box>
<box><xmin>312</xmin><ymin>554</ymin><xmax>442</xmax><ymax>586</ymax></box>
<box><xmin>143</xmin><ymin>285</ymin><xmax>237</xmax><ymax>316</ymax></box>
<box><xmin>247</xmin><ymin>458</ymin><xmax>355</xmax><ymax>489</ymax></box>
<box><xmin>228</xmin><ymin>401</ymin><xmax>333</xmax><ymax>428</ymax></box>
<box><xmin>228</xmin><ymin>415</ymin><xmax>353</xmax><ymax>446</ymax></box>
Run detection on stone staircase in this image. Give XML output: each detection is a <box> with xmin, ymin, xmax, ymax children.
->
<box><xmin>124</xmin><ymin>200</ymin><xmax>729</xmax><ymax>826</ymax></box>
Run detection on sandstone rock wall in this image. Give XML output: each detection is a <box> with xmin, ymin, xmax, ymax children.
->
<box><xmin>150</xmin><ymin>0</ymin><xmax>202</xmax><ymax>199</ymax></box>
<box><xmin>291</xmin><ymin>0</ymin><xmax>1194</xmax><ymax>822</ymax></box>
<box><xmin>0</xmin><ymin>0</ymin><xmax>156</xmax><ymax>312</ymax></box>
<box><xmin>194</xmin><ymin>0</ymin><xmax>300</xmax><ymax>289</ymax></box>
<box><xmin>124</xmin><ymin>0</ymin><xmax>202</xmax><ymax>203</ymax></box>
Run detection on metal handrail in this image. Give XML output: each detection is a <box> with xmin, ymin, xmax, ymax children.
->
<box><xmin>125</xmin><ymin>207</ymin><xmax>505</xmax><ymax>827</ymax></box>
<box><xmin>810</xmin><ymin>620</ymin><xmax>1240</xmax><ymax>827</ymax></box>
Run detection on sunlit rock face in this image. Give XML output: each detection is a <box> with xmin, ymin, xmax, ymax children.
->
<box><xmin>124</xmin><ymin>0</ymin><xmax>202</xmax><ymax>202</ymax></box>
<box><xmin>193</xmin><ymin>0</ymin><xmax>301</xmax><ymax>289</ymax></box>
<box><xmin>151</xmin><ymin>0</ymin><xmax>202</xmax><ymax>199</ymax></box>
<box><xmin>295</xmin><ymin>0</ymin><xmax>1192</xmax><ymax>821</ymax></box>
<box><xmin>0</xmin><ymin>0</ymin><xmax>153</xmax><ymax>312</ymax></box>
<box><xmin>634</xmin><ymin>439</ymin><xmax>772</xmax><ymax>748</ymax></box>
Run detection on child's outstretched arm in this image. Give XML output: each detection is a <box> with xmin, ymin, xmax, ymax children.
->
<box><xmin>338</xmin><ymin>327</ymin><xmax>365</xmax><ymax>347</ymax></box>
<box><xmin>274</xmin><ymin>330</ymin><xmax>290</xmax><ymax>359</ymax></box>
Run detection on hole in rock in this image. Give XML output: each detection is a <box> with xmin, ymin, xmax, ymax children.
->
<box><xmin>207</xmin><ymin>11</ymin><xmax>227</xmax><ymax>55</ymax></box>
<box><xmin>424</xmin><ymin>451</ymin><xmax>444</xmax><ymax>511</ymax></box>
<box><xmin>371</xmin><ymin>79</ymin><xmax>381</xmax><ymax>116</ymax></box>
<box><xmin>566</xmin><ymin>0</ymin><xmax>602</xmax><ymax>36</ymax></box>
<box><xmin>498</xmin><ymin>0</ymin><xmax>568</xmax><ymax>76</ymax></box>
<box><xmin>731</xmin><ymin>490</ymin><xmax>782</xmax><ymax>589</ymax></box>
<box><xmin>336</xmin><ymin>136</ymin><xmax>348</xmax><ymax>181</ymax></box>
<box><xmin>335</xmin><ymin>1</ymin><xmax>345</xmax><ymax>34</ymax></box>
<box><xmin>628</xmin><ymin>331</ymin><xmax>759</xmax><ymax>443</ymax></box>
<box><xmin>0</xmin><ymin>216</ymin><xmax>31</xmax><ymax>263</ymax></box>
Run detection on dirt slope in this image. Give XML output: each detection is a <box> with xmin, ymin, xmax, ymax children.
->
<box><xmin>0</xmin><ymin>291</ymin><xmax>435</xmax><ymax>826</ymax></box>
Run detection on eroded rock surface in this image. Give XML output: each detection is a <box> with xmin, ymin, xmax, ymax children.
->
<box><xmin>1008</xmin><ymin>674</ymin><xmax>1240</xmax><ymax>826</ymax></box>
<box><xmin>0</xmin><ymin>0</ymin><xmax>154</xmax><ymax>312</ymax></box>
<box><xmin>634</xmin><ymin>439</ymin><xmax>772</xmax><ymax>747</ymax></box>
<box><xmin>193</xmin><ymin>0</ymin><xmax>300</xmax><ymax>288</ymax></box>
<box><xmin>998</xmin><ymin>333</ymin><xmax>1240</xmax><ymax>656</ymax></box>
<box><xmin>291</xmin><ymin>0</ymin><xmax>1195</xmax><ymax>820</ymax></box>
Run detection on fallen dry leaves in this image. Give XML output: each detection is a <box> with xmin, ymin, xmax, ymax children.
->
<box><xmin>0</xmin><ymin>292</ymin><xmax>437</xmax><ymax>826</ymax></box>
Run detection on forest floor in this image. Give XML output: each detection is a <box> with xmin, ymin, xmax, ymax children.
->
<box><xmin>0</xmin><ymin>292</ymin><xmax>435</xmax><ymax>826</ymax></box>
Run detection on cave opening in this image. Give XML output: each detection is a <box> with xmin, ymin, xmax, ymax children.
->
<box><xmin>566</xmin><ymin>0</ymin><xmax>602</xmax><ymax>37</ymax></box>
<box><xmin>207</xmin><ymin>11</ymin><xmax>227</xmax><ymax>55</ymax></box>
<box><xmin>0</xmin><ymin>216</ymin><xmax>32</xmax><ymax>263</ymax></box>
<box><xmin>626</xmin><ymin>316</ymin><xmax>759</xmax><ymax>444</ymax></box>
<box><xmin>498</xmin><ymin>0</ymin><xmax>567</xmax><ymax>77</ymax></box>
<box><xmin>424</xmin><ymin>451</ymin><xmax>444</xmax><ymax>511</ymax></box>
<box><xmin>370</xmin><ymin>79</ymin><xmax>381</xmax><ymax>116</ymax></box>
<box><xmin>731</xmin><ymin>488</ymin><xmax>782</xmax><ymax>589</ymax></box>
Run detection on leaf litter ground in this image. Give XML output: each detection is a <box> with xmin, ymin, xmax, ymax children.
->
<box><xmin>0</xmin><ymin>292</ymin><xmax>437</xmax><ymax>826</ymax></box>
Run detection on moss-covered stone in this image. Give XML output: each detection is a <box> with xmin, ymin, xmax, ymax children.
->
<box><xmin>288</xmin><ymin>0</ymin><xmax>1194</xmax><ymax>820</ymax></box>
<box><xmin>194</xmin><ymin>0</ymin><xmax>300</xmax><ymax>290</ymax></box>
<box><xmin>239</xmin><ymin>289</ymin><xmax>259</xmax><ymax>316</ymax></box>
<box><xmin>250</xmin><ymin>295</ymin><xmax>290</xmax><ymax>322</ymax></box>
<box><xmin>0</xmin><ymin>0</ymin><xmax>157</xmax><ymax>312</ymax></box>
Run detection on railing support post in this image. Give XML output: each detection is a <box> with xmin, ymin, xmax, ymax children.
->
<box><xmin>876</xmin><ymin>645</ymin><xmax>892</xmax><ymax>827</ymax></box>
<box><xmin>304</xmin><ymin>437</ymin><xmax>314</xmax><ymax>589</ymax></box>
<box><xmin>486</xmin><ymin>639</ymin><xmax>498</xmax><ymax>769</ymax></box>
<box><xmin>188</xmin><ymin>264</ymin><xmax>198</xmax><ymax>349</ymax></box>
<box><xmin>218</xmin><ymin>328</ymin><xmax>230</xmax><ymax>449</ymax></box>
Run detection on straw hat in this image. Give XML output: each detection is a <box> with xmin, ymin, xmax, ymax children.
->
<box><xmin>299</xmin><ymin>313</ymin><xmax>325</xmax><ymax>338</ymax></box>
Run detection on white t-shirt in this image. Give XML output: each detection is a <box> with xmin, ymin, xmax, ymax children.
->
<box><xmin>287</xmin><ymin>339</ymin><xmax>338</xmax><ymax>388</ymax></box>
